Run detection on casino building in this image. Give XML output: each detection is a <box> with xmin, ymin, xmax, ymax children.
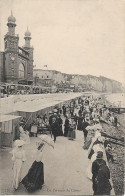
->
<box><xmin>0</xmin><ymin>11</ymin><xmax>34</xmax><ymax>85</ymax></box>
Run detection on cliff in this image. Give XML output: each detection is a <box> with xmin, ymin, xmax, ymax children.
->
<box><xmin>33</xmin><ymin>69</ymin><xmax>123</xmax><ymax>93</ymax></box>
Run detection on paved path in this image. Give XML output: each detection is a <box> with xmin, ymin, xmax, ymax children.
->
<box><xmin>0</xmin><ymin>131</ymin><xmax>93</xmax><ymax>195</ymax></box>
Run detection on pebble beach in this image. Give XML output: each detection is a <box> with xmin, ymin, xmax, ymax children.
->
<box><xmin>100</xmin><ymin>93</ymin><xmax>125</xmax><ymax>195</ymax></box>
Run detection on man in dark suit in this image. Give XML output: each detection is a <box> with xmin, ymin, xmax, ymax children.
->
<box><xmin>92</xmin><ymin>151</ymin><xmax>106</xmax><ymax>195</ymax></box>
<box><xmin>51</xmin><ymin>116</ymin><xmax>58</xmax><ymax>143</ymax></box>
<box><xmin>49</xmin><ymin>111</ymin><xmax>53</xmax><ymax>137</ymax></box>
<box><xmin>82</xmin><ymin>118</ymin><xmax>89</xmax><ymax>142</ymax></box>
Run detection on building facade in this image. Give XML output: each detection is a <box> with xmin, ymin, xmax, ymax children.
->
<box><xmin>0</xmin><ymin>11</ymin><xmax>34</xmax><ymax>85</ymax></box>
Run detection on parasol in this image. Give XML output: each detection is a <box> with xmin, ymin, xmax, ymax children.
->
<box><xmin>38</xmin><ymin>134</ymin><xmax>54</xmax><ymax>148</ymax></box>
<box><xmin>86</xmin><ymin>123</ymin><xmax>102</xmax><ymax>131</ymax></box>
<box><xmin>13</xmin><ymin>140</ymin><xmax>26</xmax><ymax>148</ymax></box>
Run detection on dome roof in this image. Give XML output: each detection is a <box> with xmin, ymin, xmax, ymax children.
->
<box><xmin>8</xmin><ymin>11</ymin><xmax>16</xmax><ymax>23</ymax></box>
<box><xmin>25</xmin><ymin>27</ymin><xmax>31</xmax><ymax>37</ymax></box>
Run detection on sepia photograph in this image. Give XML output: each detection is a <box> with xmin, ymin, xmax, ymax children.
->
<box><xmin>0</xmin><ymin>0</ymin><xmax>125</xmax><ymax>195</ymax></box>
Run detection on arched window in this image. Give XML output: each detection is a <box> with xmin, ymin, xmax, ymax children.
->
<box><xmin>19</xmin><ymin>63</ymin><xmax>25</xmax><ymax>78</ymax></box>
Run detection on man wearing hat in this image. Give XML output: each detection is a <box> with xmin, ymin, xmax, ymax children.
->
<box><xmin>51</xmin><ymin>116</ymin><xmax>58</xmax><ymax>142</ymax></box>
<box><xmin>48</xmin><ymin>111</ymin><xmax>54</xmax><ymax>138</ymax></box>
<box><xmin>82</xmin><ymin>118</ymin><xmax>90</xmax><ymax>143</ymax></box>
<box><xmin>92</xmin><ymin>151</ymin><xmax>106</xmax><ymax>195</ymax></box>
<box><xmin>56</xmin><ymin>115</ymin><xmax>63</xmax><ymax>136</ymax></box>
<box><xmin>62</xmin><ymin>105</ymin><xmax>66</xmax><ymax>116</ymax></box>
<box><xmin>48</xmin><ymin>111</ymin><xmax>53</xmax><ymax>125</ymax></box>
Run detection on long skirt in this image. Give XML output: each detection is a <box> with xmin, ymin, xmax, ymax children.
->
<box><xmin>96</xmin><ymin>180</ymin><xmax>112</xmax><ymax>195</ymax></box>
<box><xmin>22</xmin><ymin>161</ymin><xmax>44</xmax><ymax>192</ymax></box>
<box><xmin>64</xmin><ymin>126</ymin><xmax>69</xmax><ymax>137</ymax></box>
<box><xmin>68</xmin><ymin>128</ymin><xmax>76</xmax><ymax>140</ymax></box>
<box><xmin>57</xmin><ymin>125</ymin><xmax>63</xmax><ymax>136</ymax></box>
<box><xmin>77</xmin><ymin>118</ymin><xmax>83</xmax><ymax>130</ymax></box>
<box><xmin>12</xmin><ymin>159</ymin><xmax>23</xmax><ymax>189</ymax></box>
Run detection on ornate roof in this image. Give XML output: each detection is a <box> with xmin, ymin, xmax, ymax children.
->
<box><xmin>8</xmin><ymin>10</ymin><xmax>16</xmax><ymax>23</ymax></box>
<box><xmin>25</xmin><ymin>27</ymin><xmax>31</xmax><ymax>37</ymax></box>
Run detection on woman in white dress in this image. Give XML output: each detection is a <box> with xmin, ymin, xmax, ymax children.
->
<box><xmin>11</xmin><ymin>140</ymin><xmax>26</xmax><ymax>190</ymax></box>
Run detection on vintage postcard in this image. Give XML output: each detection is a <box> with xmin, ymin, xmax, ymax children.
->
<box><xmin>0</xmin><ymin>0</ymin><xmax>124</xmax><ymax>195</ymax></box>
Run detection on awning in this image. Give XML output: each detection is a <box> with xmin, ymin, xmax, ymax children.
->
<box><xmin>0</xmin><ymin>114</ymin><xmax>22</xmax><ymax>122</ymax></box>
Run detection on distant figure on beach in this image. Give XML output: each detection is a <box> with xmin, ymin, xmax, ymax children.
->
<box><xmin>51</xmin><ymin>116</ymin><xmax>58</xmax><ymax>142</ymax></box>
<box><xmin>64</xmin><ymin>115</ymin><xmax>70</xmax><ymax>137</ymax></box>
<box><xmin>114</xmin><ymin>115</ymin><xmax>118</xmax><ymax>127</ymax></box>
<box><xmin>82</xmin><ymin>118</ymin><xmax>89</xmax><ymax>143</ymax></box>
<box><xmin>67</xmin><ymin>117</ymin><xmax>76</xmax><ymax>140</ymax></box>
<box><xmin>105</xmin><ymin>144</ymin><xmax>114</xmax><ymax>163</ymax></box>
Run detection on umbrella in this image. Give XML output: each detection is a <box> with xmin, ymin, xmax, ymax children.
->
<box><xmin>13</xmin><ymin>140</ymin><xmax>26</xmax><ymax>148</ymax></box>
<box><xmin>38</xmin><ymin>135</ymin><xmax>54</xmax><ymax>148</ymax></box>
<box><xmin>86</xmin><ymin>123</ymin><xmax>102</xmax><ymax>131</ymax></box>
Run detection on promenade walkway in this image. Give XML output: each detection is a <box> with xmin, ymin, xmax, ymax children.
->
<box><xmin>0</xmin><ymin>131</ymin><xmax>93</xmax><ymax>195</ymax></box>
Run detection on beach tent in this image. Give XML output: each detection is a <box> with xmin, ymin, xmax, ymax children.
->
<box><xmin>17</xmin><ymin>95</ymin><xmax>81</xmax><ymax>129</ymax></box>
<box><xmin>0</xmin><ymin>114</ymin><xmax>22</xmax><ymax>148</ymax></box>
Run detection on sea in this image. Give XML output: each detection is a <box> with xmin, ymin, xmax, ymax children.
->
<box><xmin>105</xmin><ymin>93</ymin><xmax>125</xmax><ymax>108</ymax></box>
<box><xmin>104</xmin><ymin>93</ymin><xmax>125</xmax><ymax>128</ymax></box>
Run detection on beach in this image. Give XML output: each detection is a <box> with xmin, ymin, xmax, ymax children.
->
<box><xmin>100</xmin><ymin>93</ymin><xmax>125</xmax><ymax>195</ymax></box>
<box><xmin>105</xmin><ymin>93</ymin><xmax>125</xmax><ymax>108</ymax></box>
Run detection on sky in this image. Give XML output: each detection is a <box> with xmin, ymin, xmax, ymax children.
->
<box><xmin>0</xmin><ymin>0</ymin><xmax>125</xmax><ymax>85</ymax></box>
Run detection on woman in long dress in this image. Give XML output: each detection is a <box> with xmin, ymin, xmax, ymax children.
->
<box><xmin>68</xmin><ymin>118</ymin><xmax>76</xmax><ymax>140</ymax></box>
<box><xmin>22</xmin><ymin>142</ymin><xmax>46</xmax><ymax>192</ymax></box>
<box><xmin>77</xmin><ymin>115</ymin><xmax>83</xmax><ymax>130</ymax></box>
<box><xmin>64</xmin><ymin>116</ymin><xmax>70</xmax><ymax>137</ymax></box>
<box><xmin>11</xmin><ymin>140</ymin><xmax>26</xmax><ymax>190</ymax></box>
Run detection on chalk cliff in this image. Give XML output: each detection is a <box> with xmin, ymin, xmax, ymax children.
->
<box><xmin>33</xmin><ymin>69</ymin><xmax>123</xmax><ymax>93</ymax></box>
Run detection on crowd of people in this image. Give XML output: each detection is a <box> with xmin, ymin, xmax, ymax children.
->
<box><xmin>0</xmin><ymin>88</ymin><xmax>49</xmax><ymax>97</ymax></box>
<box><xmin>11</xmin><ymin>94</ymin><xmax>117</xmax><ymax>195</ymax></box>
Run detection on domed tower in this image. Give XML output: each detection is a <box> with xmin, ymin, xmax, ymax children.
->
<box><xmin>24</xmin><ymin>27</ymin><xmax>31</xmax><ymax>48</ymax></box>
<box><xmin>7</xmin><ymin>10</ymin><xmax>16</xmax><ymax>36</ymax></box>
<box><xmin>4</xmin><ymin>11</ymin><xmax>19</xmax><ymax>83</ymax></box>
<box><xmin>23</xmin><ymin>27</ymin><xmax>34</xmax><ymax>85</ymax></box>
